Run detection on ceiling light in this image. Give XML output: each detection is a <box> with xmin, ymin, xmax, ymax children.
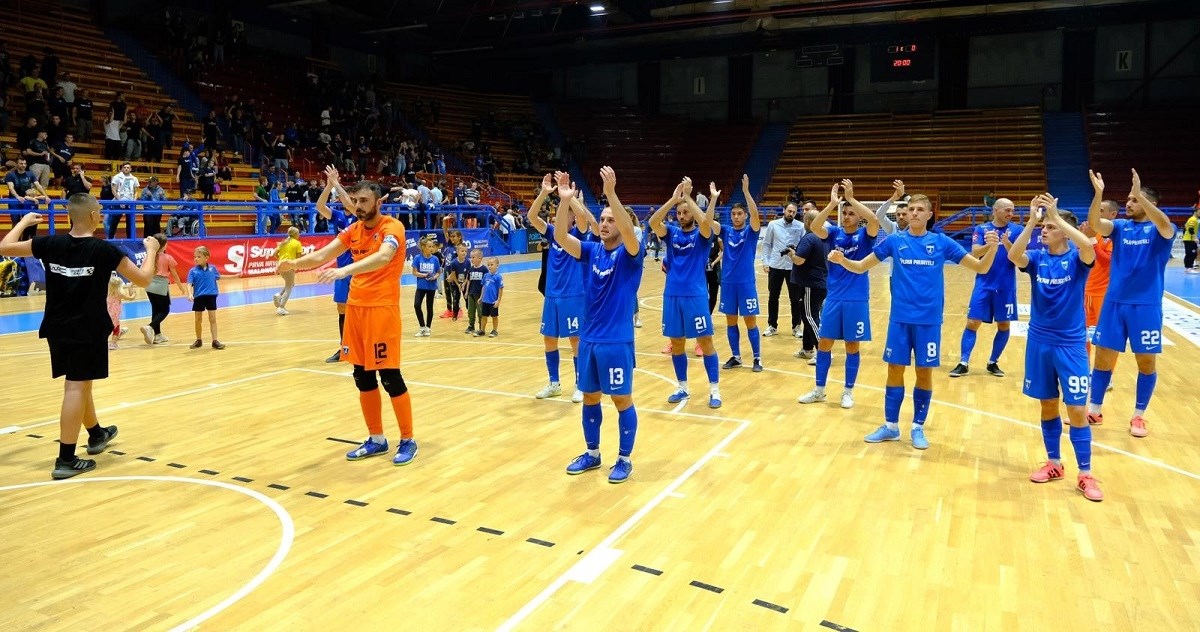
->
<box><xmin>589</xmin><ymin>4</ymin><xmax>605</xmax><ymax>12</ymax></box>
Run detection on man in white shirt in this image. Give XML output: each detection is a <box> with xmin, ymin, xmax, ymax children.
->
<box><xmin>759</xmin><ymin>201</ymin><xmax>806</xmax><ymax>337</ymax></box>
<box><xmin>107</xmin><ymin>162</ymin><xmax>140</xmax><ymax>239</ymax></box>
<box><xmin>56</xmin><ymin>72</ymin><xmax>77</xmax><ymax>105</ymax></box>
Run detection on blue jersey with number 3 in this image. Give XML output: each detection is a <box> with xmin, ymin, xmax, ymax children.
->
<box><xmin>826</xmin><ymin>225</ymin><xmax>872</xmax><ymax>302</ymax></box>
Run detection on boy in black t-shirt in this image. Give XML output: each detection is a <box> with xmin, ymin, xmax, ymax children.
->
<box><xmin>463</xmin><ymin>248</ymin><xmax>487</xmax><ymax>334</ymax></box>
<box><xmin>0</xmin><ymin>195</ymin><xmax>159</xmax><ymax>479</ymax></box>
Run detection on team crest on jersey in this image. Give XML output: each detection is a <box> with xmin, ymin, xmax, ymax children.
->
<box><xmin>1142</xmin><ymin>225</ymin><xmax>1151</xmax><ymax>234</ymax></box>
<box><xmin>925</xmin><ymin>244</ymin><xmax>935</xmax><ymax>255</ymax></box>
<box><xmin>1061</xmin><ymin>260</ymin><xmax>1069</xmax><ymax>270</ymax></box>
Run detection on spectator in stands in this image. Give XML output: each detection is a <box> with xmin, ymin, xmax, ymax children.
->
<box><xmin>156</xmin><ymin>103</ymin><xmax>176</xmax><ymax>155</ymax></box>
<box><xmin>107</xmin><ymin>163</ymin><xmax>140</xmax><ymax>239</ymax></box>
<box><xmin>49</xmin><ymin>132</ymin><xmax>75</xmax><ymax>184</ymax></box>
<box><xmin>144</xmin><ymin>111</ymin><xmax>164</xmax><ymax>162</ymax></box>
<box><xmin>26</xmin><ymin>87</ymin><xmax>48</xmax><ymax>124</ymax></box>
<box><xmin>140</xmin><ymin>176</ymin><xmax>168</xmax><ymax>236</ymax></box>
<box><xmin>788</xmin><ymin>185</ymin><xmax>804</xmax><ymax>206</ymax></box>
<box><xmin>176</xmin><ymin>143</ymin><xmax>198</xmax><ymax>198</ymax></box>
<box><xmin>19</xmin><ymin>68</ymin><xmax>47</xmax><ymax>102</ymax></box>
<box><xmin>48</xmin><ymin>86</ymin><xmax>69</xmax><ymax>123</ymax></box>
<box><xmin>74</xmin><ymin>89</ymin><xmax>93</xmax><ymax>140</ymax></box>
<box><xmin>285</xmin><ymin>176</ymin><xmax>308</xmax><ymax>230</ymax></box>
<box><xmin>198</xmin><ymin>156</ymin><xmax>217</xmax><ymax>201</ymax></box>
<box><xmin>122</xmin><ymin>112</ymin><xmax>144</xmax><ymax>161</ymax></box>
<box><xmin>23</xmin><ymin>129</ymin><xmax>53</xmax><ymax>188</ymax></box>
<box><xmin>39</xmin><ymin>47</ymin><xmax>58</xmax><ymax>84</ymax></box>
<box><xmin>17</xmin><ymin>117</ymin><xmax>41</xmax><ymax>153</ymax></box>
<box><xmin>983</xmin><ymin>189</ymin><xmax>997</xmax><ymax>208</ymax></box>
<box><xmin>110</xmin><ymin>92</ymin><xmax>128</xmax><ymax>123</ymax></box>
<box><xmin>203</xmin><ymin>110</ymin><xmax>221</xmax><ymax>150</ymax></box>
<box><xmin>103</xmin><ymin>110</ymin><xmax>122</xmax><ymax>160</ymax></box>
<box><xmin>62</xmin><ymin>162</ymin><xmax>91</xmax><ymax>199</ymax></box>
<box><xmin>46</xmin><ymin>114</ymin><xmax>68</xmax><ymax>145</ymax></box>
<box><xmin>454</xmin><ymin>181</ymin><xmax>465</xmax><ymax>206</ymax></box>
<box><xmin>272</xmin><ymin>134</ymin><xmax>292</xmax><ymax>171</ymax></box>
<box><xmin>0</xmin><ymin>41</ymin><xmax>11</xmax><ymax>92</ymax></box>
<box><xmin>56</xmin><ymin>72</ymin><xmax>77</xmax><ymax>113</ymax></box>
<box><xmin>6</xmin><ymin>158</ymin><xmax>49</xmax><ymax>240</ymax></box>
<box><xmin>0</xmin><ymin>92</ymin><xmax>9</xmax><ymax>135</ymax></box>
<box><xmin>465</xmin><ymin>181</ymin><xmax>481</xmax><ymax>205</ymax></box>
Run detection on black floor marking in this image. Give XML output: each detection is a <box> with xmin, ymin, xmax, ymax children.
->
<box><xmin>109</xmin><ymin>450</ymin><xmax>125</xmax><ymax>456</ymax></box>
<box><xmin>752</xmin><ymin>599</ymin><xmax>788</xmax><ymax>614</ymax></box>
<box><xmin>268</xmin><ymin>483</ymin><xmax>290</xmax><ymax>491</ymax></box>
<box><xmin>305</xmin><ymin>491</ymin><xmax>329</xmax><ymax>499</ymax></box>
<box><xmin>199</xmin><ymin>469</ymin><xmax>219</xmax><ymax>475</ymax></box>
<box><xmin>689</xmin><ymin>580</ymin><xmax>724</xmax><ymax>594</ymax></box>
<box><xmin>344</xmin><ymin>499</ymin><xmax>368</xmax><ymax>507</ymax></box>
<box><xmin>387</xmin><ymin>508</ymin><xmax>411</xmax><ymax>516</ymax></box>
<box><xmin>326</xmin><ymin>437</ymin><xmax>360</xmax><ymax>445</ymax></box>
<box><xmin>632</xmin><ymin>564</ymin><xmax>663</xmax><ymax>576</ymax></box>
<box><xmin>477</xmin><ymin>527</ymin><xmax>504</xmax><ymax>536</ymax></box>
<box><xmin>232</xmin><ymin>476</ymin><xmax>253</xmax><ymax>483</ymax></box>
<box><xmin>430</xmin><ymin>516</ymin><xmax>456</xmax><ymax>525</ymax></box>
<box><xmin>526</xmin><ymin>538</ymin><xmax>554</xmax><ymax>548</ymax></box>
<box><xmin>27</xmin><ymin>434</ymin><xmax>43</xmax><ymax>439</ymax></box>
<box><xmin>167</xmin><ymin>462</ymin><xmax>186</xmax><ymax>469</ymax></box>
<box><xmin>136</xmin><ymin>456</ymin><xmax>155</xmax><ymax>462</ymax></box>
<box><xmin>819</xmin><ymin>621</ymin><xmax>857</xmax><ymax>632</ymax></box>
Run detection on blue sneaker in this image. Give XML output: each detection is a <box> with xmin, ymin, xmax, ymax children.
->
<box><xmin>566</xmin><ymin>452</ymin><xmax>602</xmax><ymax>475</ymax></box>
<box><xmin>393</xmin><ymin>439</ymin><xmax>418</xmax><ymax>466</ymax></box>
<box><xmin>864</xmin><ymin>425</ymin><xmax>901</xmax><ymax>443</ymax></box>
<box><xmin>667</xmin><ymin>389</ymin><xmax>690</xmax><ymax>404</ymax></box>
<box><xmin>708</xmin><ymin>394</ymin><xmax>722</xmax><ymax>409</ymax></box>
<box><xmin>608</xmin><ymin>459</ymin><xmax>632</xmax><ymax>484</ymax></box>
<box><xmin>911</xmin><ymin>426</ymin><xmax>929</xmax><ymax>450</ymax></box>
<box><xmin>346</xmin><ymin>438</ymin><xmax>389</xmax><ymax>461</ymax></box>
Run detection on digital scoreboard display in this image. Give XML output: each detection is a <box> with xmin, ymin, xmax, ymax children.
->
<box><xmin>871</xmin><ymin>39</ymin><xmax>935</xmax><ymax>82</ymax></box>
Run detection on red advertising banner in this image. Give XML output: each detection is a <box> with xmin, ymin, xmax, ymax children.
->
<box><xmin>165</xmin><ymin>235</ymin><xmax>338</xmax><ymax>278</ymax></box>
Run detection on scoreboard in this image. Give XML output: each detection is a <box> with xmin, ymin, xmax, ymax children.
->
<box><xmin>871</xmin><ymin>39</ymin><xmax>935</xmax><ymax>82</ymax></box>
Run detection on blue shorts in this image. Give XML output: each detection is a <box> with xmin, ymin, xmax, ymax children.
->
<box><xmin>1093</xmin><ymin>301</ymin><xmax>1164</xmax><ymax>354</ymax></box>
<box><xmin>718</xmin><ymin>281</ymin><xmax>760</xmax><ymax>316</ymax></box>
<box><xmin>540</xmin><ymin>295</ymin><xmax>585</xmax><ymax>338</ymax></box>
<box><xmin>577</xmin><ymin>340</ymin><xmax>636</xmax><ymax>396</ymax></box>
<box><xmin>661</xmin><ymin>295</ymin><xmax>713</xmax><ymax>339</ymax></box>
<box><xmin>1023</xmin><ymin>339</ymin><xmax>1090</xmax><ymax>405</ymax></box>
<box><xmin>818</xmin><ymin>300</ymin><xmax>871</xmax><ymax>341</ymax></box>
<box><xmin>883</xmin><ymin>322</ymin><xmax>942</xmax><ymax>367</ymax></box>
<box><xmin>333</xmin><ymin>276</ymin><xmax>351</xmax><ymax>304</ymax></box>
<box><xmin>967</xmin><ymin>286</ymin><xmax>1018</xmax><ymax>323</ymax></box>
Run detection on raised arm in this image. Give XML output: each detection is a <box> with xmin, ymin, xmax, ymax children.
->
<box><xmin>601</xmin><ymin>166</ymin><xmax>640</xmax><ymax>256</ymax></box>
<box><xmin>570</xmin><ymin>196</ymin><xmax>599</xmax><ymax>235</ymax></box>
<box><xmin>842</xmin><ymin>179</ymin><xmax>880</xmax><ymax>238</ymax></box>
<box><xmin>741</xmin><ymin>175</ymin><xmax>761</xmax><ymax>231</ymax></box>
<box><xmin>1131</xmin><ymin>168</ymin><xmax>1175</xmax><ymax>240</ymax></box>
<box><xmin>552</xmin><ymin>171</ymin><xmax>583</xmax><ymax>260</ymax></box>
<box><xmin>1087</xmin><ymin>170</ymin><xmax>1113</xmax><ymax>237</ymax></box>
<box><xmin>116</xmin><ymin>237</ymin><xmax>161</xmax><ymax>287</ymax></box>
<box><xmin>1007</xmin><ymin>198</ymin><xmax>1041</xmax><ymax>269</ymax></box>
<box><xmin>0</xmin><ymin>213</ymin><xmax>41</xmax><ymax>257</ymax></box>
<box><xmin>811</xmin><ymin>182</ymin><xmax>840</xmax><ymax>240</ymax></box>
<box><xmin>315</xmin><ymin>165</ymin><xmax>347</xmax><ymax>220</ymax></box>
<box><xmin>650</xmin><ymin>180</ymin><xmax>684</xmax><ymax>238</ymax></box>
<box><xmin>705</xmin><ymin>182</ymin><xmax>721</xmax><ymax>235</ymax></box>
<box><xmin>827</xmin><ymin>250</ymin><xmax>882</xmax><ymax>274</ymax></box>
<box><xmin>525</xmin><ymin>173</ymin><xmax>554</xmax><ymax>234</ymax></box>
<box><xmin>1045</xmin><ymin>196</ymin><xmax>1095</xmax><ymax>264</ymax></box>
<box><xmin>681</xmin><ymin>177</ymin><xmax>711</xmax><ymax>239</ymax></box>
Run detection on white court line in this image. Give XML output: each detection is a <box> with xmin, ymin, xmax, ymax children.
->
<box><xmin>762</xmin><ymin>365</ymin><xmax>1200</xmax><ymax>483</ymax></box>
<box><xmin>0</xmin><ymin>475</ymin><xmax>295</xmax><ymax>632</ymax></box>
<box><xmin>1</xmin><ymin>369</ymin><xmax>295</xmax><ymax>434</ymax></box>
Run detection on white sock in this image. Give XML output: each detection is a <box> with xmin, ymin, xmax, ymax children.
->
<box><xmin>842</xmin><ymin>387</ymin><xmax>852</xmax><ymax>396</ymax></box>
<box><xmin>1087</xmin><ymin>402</ymin><xmax>1101</xmax><ymax>415</ymax></box>
<box><xmin>813</xmin><ymin>386</ymin><xmax>826</xmax><ymax>396</ymax></box>
<box><xmin>370</xmin><ymin>434</ymin><xmax>386</xmax><ymax>443</ymax></box>
<box><xmin>586</xmin><ymin>448</ymin><xmax>600</xmax><ymax>457</ymax></box>
<box><xmin>1133</xmin><ymin>408</ymin><xmax>1145</xmax><ymax>418</ymax></box>
<box><xmin>677</xmin><ymin>381</ymin><xmax>688</xmax><ymax>393</ymax></box>
<box><xmin>885</xmin><ymin>421</ymin><xmax>899</xmax><ymax>431</ymax></box>
<box><xmin>617</xmin><ymin>455</ymin><xmax>630</xmax><ymax>463</ymax></box>
<box><xmin>550</xmin><ymin>381</ymin><xmax>560</xmax><ymax>388</ymax></box>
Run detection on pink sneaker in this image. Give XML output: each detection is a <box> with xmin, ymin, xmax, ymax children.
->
<box><xmin>1086</xmin><ymin>412</ymin><xmax>1103</xmax><ymax>426</ymax></box>
<box><xmin>694</xmin><ymin>343</ymin><xmax>703</xmax><ymax>357</ymax></box>
<box><xmin>1077</xmin><ymin>474</ymin><xmax>1104</xmax><ymax>501</ymax></box>
<box><xmin>1129</xmin><ymin>415</ymin><xmax>1148</xmax><ymax>438</ymax></box>
<box><xmin>1030</xmin><ymin>462</ymin><xmax>1064</xmax><ymax>483</ymax></box>
<box><xmin>661</xmin><ymin>343</ymin><xmax>672</xmax><ymax>355</ymax></box>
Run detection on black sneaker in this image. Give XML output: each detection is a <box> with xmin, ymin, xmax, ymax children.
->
<box><xmin>722</xmin><ymin>357</ymin><xmax>742</xmax><ymax>370</ymax></box>
<box><xmin>86</xmin><ymin>426</ymin><xmax>119</xmax><ymax>455</ymax></box>
<box><xmin>949</xmin><ymin>363</ymin><xmax>969</xmax><ymax>377</ymax></box>
<box><xmin>986</xmin><ymin>362</ymin><xmax>1005</xmax><ymax>377</ymax></box>
<box><xmin>325</xmin><ymin>350</ymin><xmax>341</xmax><ymax>363</ymax></box>
<box><xmin>752</xmin><ymin>359</ymin><xmax>764</xmax><ymax>372</ymax></box>
<box><xmin>52</xmin><ymin>457</ymin><xmax>97</xmax><ymax>480</ymax></box>
<box><xmin>190</xmin><ymin>339</ymin><xmax>203</xmax><ymax>349</ymax></box>
<box><xmin>464</xmin><ymin>327</ymin><xmax>475</xmax><ymax>334</ymax></box>
<box><xmin>212</xmin><ymin>341</ymin><xmax>226</xmax><ymax>350</ymax></box>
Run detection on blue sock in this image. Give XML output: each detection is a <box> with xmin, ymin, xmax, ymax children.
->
<box><xmin>671</xmin><ymin>353</ymin><xmax>688</xmax><ymax>383</ymax></box>
<box><xmin>545</xmin><ymin>350</ymin><xmax>560</xmax><ymax>384</ymax></box>
<box><xmin>884</xmin><ymin>386</ymin><xmax>904</xmax><ymax>423</ymax></box>
<box><xmin>1041</xmin><ymin>417</ymin><xmax>1062</xmax><ymax>461</ymax></box>
<box><xmin>572</xmin><ymin>355</ymin><xmax>579</xmax><ymax>384</ymax></box>
<box><xmin>727</xmin><ymin>326</ymin><xmax>740</xmax><ymax>358</ymax></box>
<box><xmin>617</xmin><ymin>406</ymin><xmax>638</xmax><ymax>457</ymax></box>
<box><xmin>702</xmin><ymin>353</ymin><xmax>720</xmax><ymax>384</ymax></box>
<box><xmin>913</xmin><ymin>387</ymin><xmax>932</xmax><ymax>425</ymax></box>
<box><xmin>747</xmin><ymin>326</ymin><xmax>761</xmax><ymax>359</ymax></box>
<box><xmin>960</xmin><ymin>328</ymin><xmax>977</xmax><ymax>364</ymax></box>
<box><xmin>989</xmin><ymin>329</ymin><xmax>1011</xmax><ymax>363</ymax></box>
<box><xmin>582</xmin><ymin>403</ymin><xmax>602</xmax><ymax>450</ymax></box>
<box><xmin>815</xmin><ymin>350</ymin><xmax>832</xmax><ymax>387</ymax></box>
<box><xmin>1069</xmin><ymin>425</ymin><xmax>1092</xmax><ymax>472</ymax></box>
<box><xmin>1089</xmin><ymin>369</ymin><xmax>1112</xmax><ymax>406</ymax></box>
<box><xmin>1135</xmin><ymin>371</ymin><xmax>1157</xmax><ymax>412</ymax></box>
<box><xmin>844</xmin><ymin>352</ymin><xmax>860</xmax><ymax>390</ymax></box>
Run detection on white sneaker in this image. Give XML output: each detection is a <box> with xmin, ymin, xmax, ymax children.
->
<box><xmin>634</xmin><ymin>317</ymin><xmax>642</xmax><ymax>328</ymax></box>
<box><xmin>415</xmin><ymin>328</ymin><xmax>425</xmax><ymax>337</ymax></box>
<box><xmin>571</xmin><ymin>389</ymin><xmax>584</xmax><ymax>403</ymax></box>
<box><xmin>153</xmin><ymin>334</ymin><xmax>169</xmax><ymax>344</ymax></box>
<box><xmin>840</xmin><ymin>391</ymin><xmax>855</xmax><ymax>409</ymax></box>
<box><xmin>793</xmin><ymin>326</ymin><xmax>802</xmax><ymax>338</ymax></box>
<box><xmin>140</xmin><ymin>325</ymin><xmax>154</xmax><ymax>345</ymax></box>
<box><xmin>118</xmin><ymin>327</ymin><xmax>128</xmax><ymax>339</ymax></box>
<box><xmin>272</xmin><ymin>293</ymin><xmax>282</xmax><ymax>308</ymax></box>
<box><xmin>807</xmin><ymin>356</ymin><xmax>818</xmax><ymax>366</ymax></box>
<box><xmin>536</xmin><ymin>383</ymin><xmax>563</xmax><ymax>399</ymax></box>
<box><xmin>423</xmin><ymin>327</ymin><xmax>432</xmax><ymax>337</ymax></box>
<box><xmin>763</xmin><ymin>326</ymin><xmax>778</xmax><ymax>337</ymax></box>
<box><xmin>797</xmin><ymin>388</ymin><xmax>826</xmax><ymax>404</ymax></box>
<box><xmin>277</xmin><ymin>307</ymin><xmax>289</xmax><ymax>316</ymax></box>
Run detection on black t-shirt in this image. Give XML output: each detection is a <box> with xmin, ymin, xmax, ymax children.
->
<box><xmin>790</xmin><ymin>231</ymin><xmax>829</xmax><ymax>289</ymax></box>
<box><xmin>30</xmin><ymin>235</ymin><xmax>125</xmax><ymax>341</ymax></box>
<box><xmin>285</xmin><ymin>184</ymin><xmax>306</xmax><ymax>203</ymax></box>
<box><xmin>75</xmin><ymin>98</ymin><xmax>93</xmax><ymax>120</ymax></box>
<box><xmin>273</xmin><ymin>141</ymin><xmax>290</xmax><ymax>160</ymax></box>
<box><xmin>467</xmin><ymin>264</ymin><xmax>487</xmax><ymax>297</ymax></box>
<box><xmin>178</xmin><ymin>155</ymin><xmax>195</xmax><ymax>182</ymax></box>
<box><xmin>159</xmin><ymin>109</ymin><xmax>175</xmax><ymax>132</ymax></box>
<box><xmin>63</xmin><ymin>174</ymin><xmax>89</xmax><ymax>198</ymax></box>
<box><xmin>26</xmin><ymin>138</ymin><xmax>51</xmax><ymax>165</ymax></box>
<box><xmin>111</xmin><ymin>100</ymin><xmax>127</xmax><ymax>121</ymax></box>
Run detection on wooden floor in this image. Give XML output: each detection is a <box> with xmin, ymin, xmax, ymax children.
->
<box><xmin>2</xmin><ymin>260</ymin><xmax>1199</xmax><ymax>631</ymax></box>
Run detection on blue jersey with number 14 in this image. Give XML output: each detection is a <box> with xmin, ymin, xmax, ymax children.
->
<box><xmin>543</xmin><ymin>224</ymin><xmax>587</xmax><ymax>299</ymax></box>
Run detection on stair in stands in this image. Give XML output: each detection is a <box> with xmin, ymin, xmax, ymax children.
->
<box><xmin>733</xmin><ymin>123</ymin><xmax>790</xmax><ymax>206</ymax></box>
<box><xmin>533</xmin><ymin>102</ymin><xmax>595</xmax><ymax>205</ymax></box>
<box><xmin>1042</xmin><ymin>112</ymin><xmax>1092</xmax><ymax>209</ymax></box>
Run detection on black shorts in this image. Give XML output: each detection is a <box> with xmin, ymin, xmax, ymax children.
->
<box><xmin>193</xmin><ymin>295</ymin><xmax>218</xmax><ymax>312</ymax></box>
<box><xmin>48</xmin><ymin>338</ymin><xmax>109</xmax><ymax>381</ymax></box>
<box><xmin>480</xmin><ymin>302</ymin><xmax>498</xmax><ymax>317</ymax></box>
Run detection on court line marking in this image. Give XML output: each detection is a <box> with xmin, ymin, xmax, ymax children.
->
<box><xmin>0</xmin><ymin>475</ymin><xmax>295</xmax><ymax>632</ymax></box>
<box><xmin>761</xmin><ymin>365</ymin><xmax>1200</xmax><ymax>483</ymax></box>
<box><xmin>1</xmin><ymin>369</ymin><xmax>295</xmax><ymax>434</ymax></box>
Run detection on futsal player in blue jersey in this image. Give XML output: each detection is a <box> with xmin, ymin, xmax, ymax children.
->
<box><xmin>527</xmin><ymin>173</ymin><xmax>599</xmax><ymax>403</ymax></box>
<box><xmin>712</xmin><ymin>175</ymin><xmax>764</xmax><ymax>372</ymax></box>
<box><xmin>829</xmin><ymin>193</ymin><xmax>999</xmax><ymax>449</ymax></box>
<box><xmin>554</xmin><ymin>168</ymin><xmax>645</xmax><ymax>484</ymax></box>
<box><xmin>650</xmin><ymin>177</ymin><xmax>723</xmax><ymax>408</ymax></box>
<box><xmin>1086</xmin><ymin>168</ymin><xmax>1176</xmax><ymax>438</ymax></box>
<box><xmin>797</xmin><ymin>180</ymin><xmax>880</xmax><ymax>410</ymax></box>
<box><xmin>948</xmin><ymin>197</ymin><xmax>1024</xmax><ymax>378</ymax></box>
<box><xmin>1007</xmin><ymin>196</ymin><xmax>1103</xmax><ymax>501</ymax></box>
<box><xmin>315</xmin><ymin>166</ymin><xmax>356</xmax><ymax>363</ymax></box>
